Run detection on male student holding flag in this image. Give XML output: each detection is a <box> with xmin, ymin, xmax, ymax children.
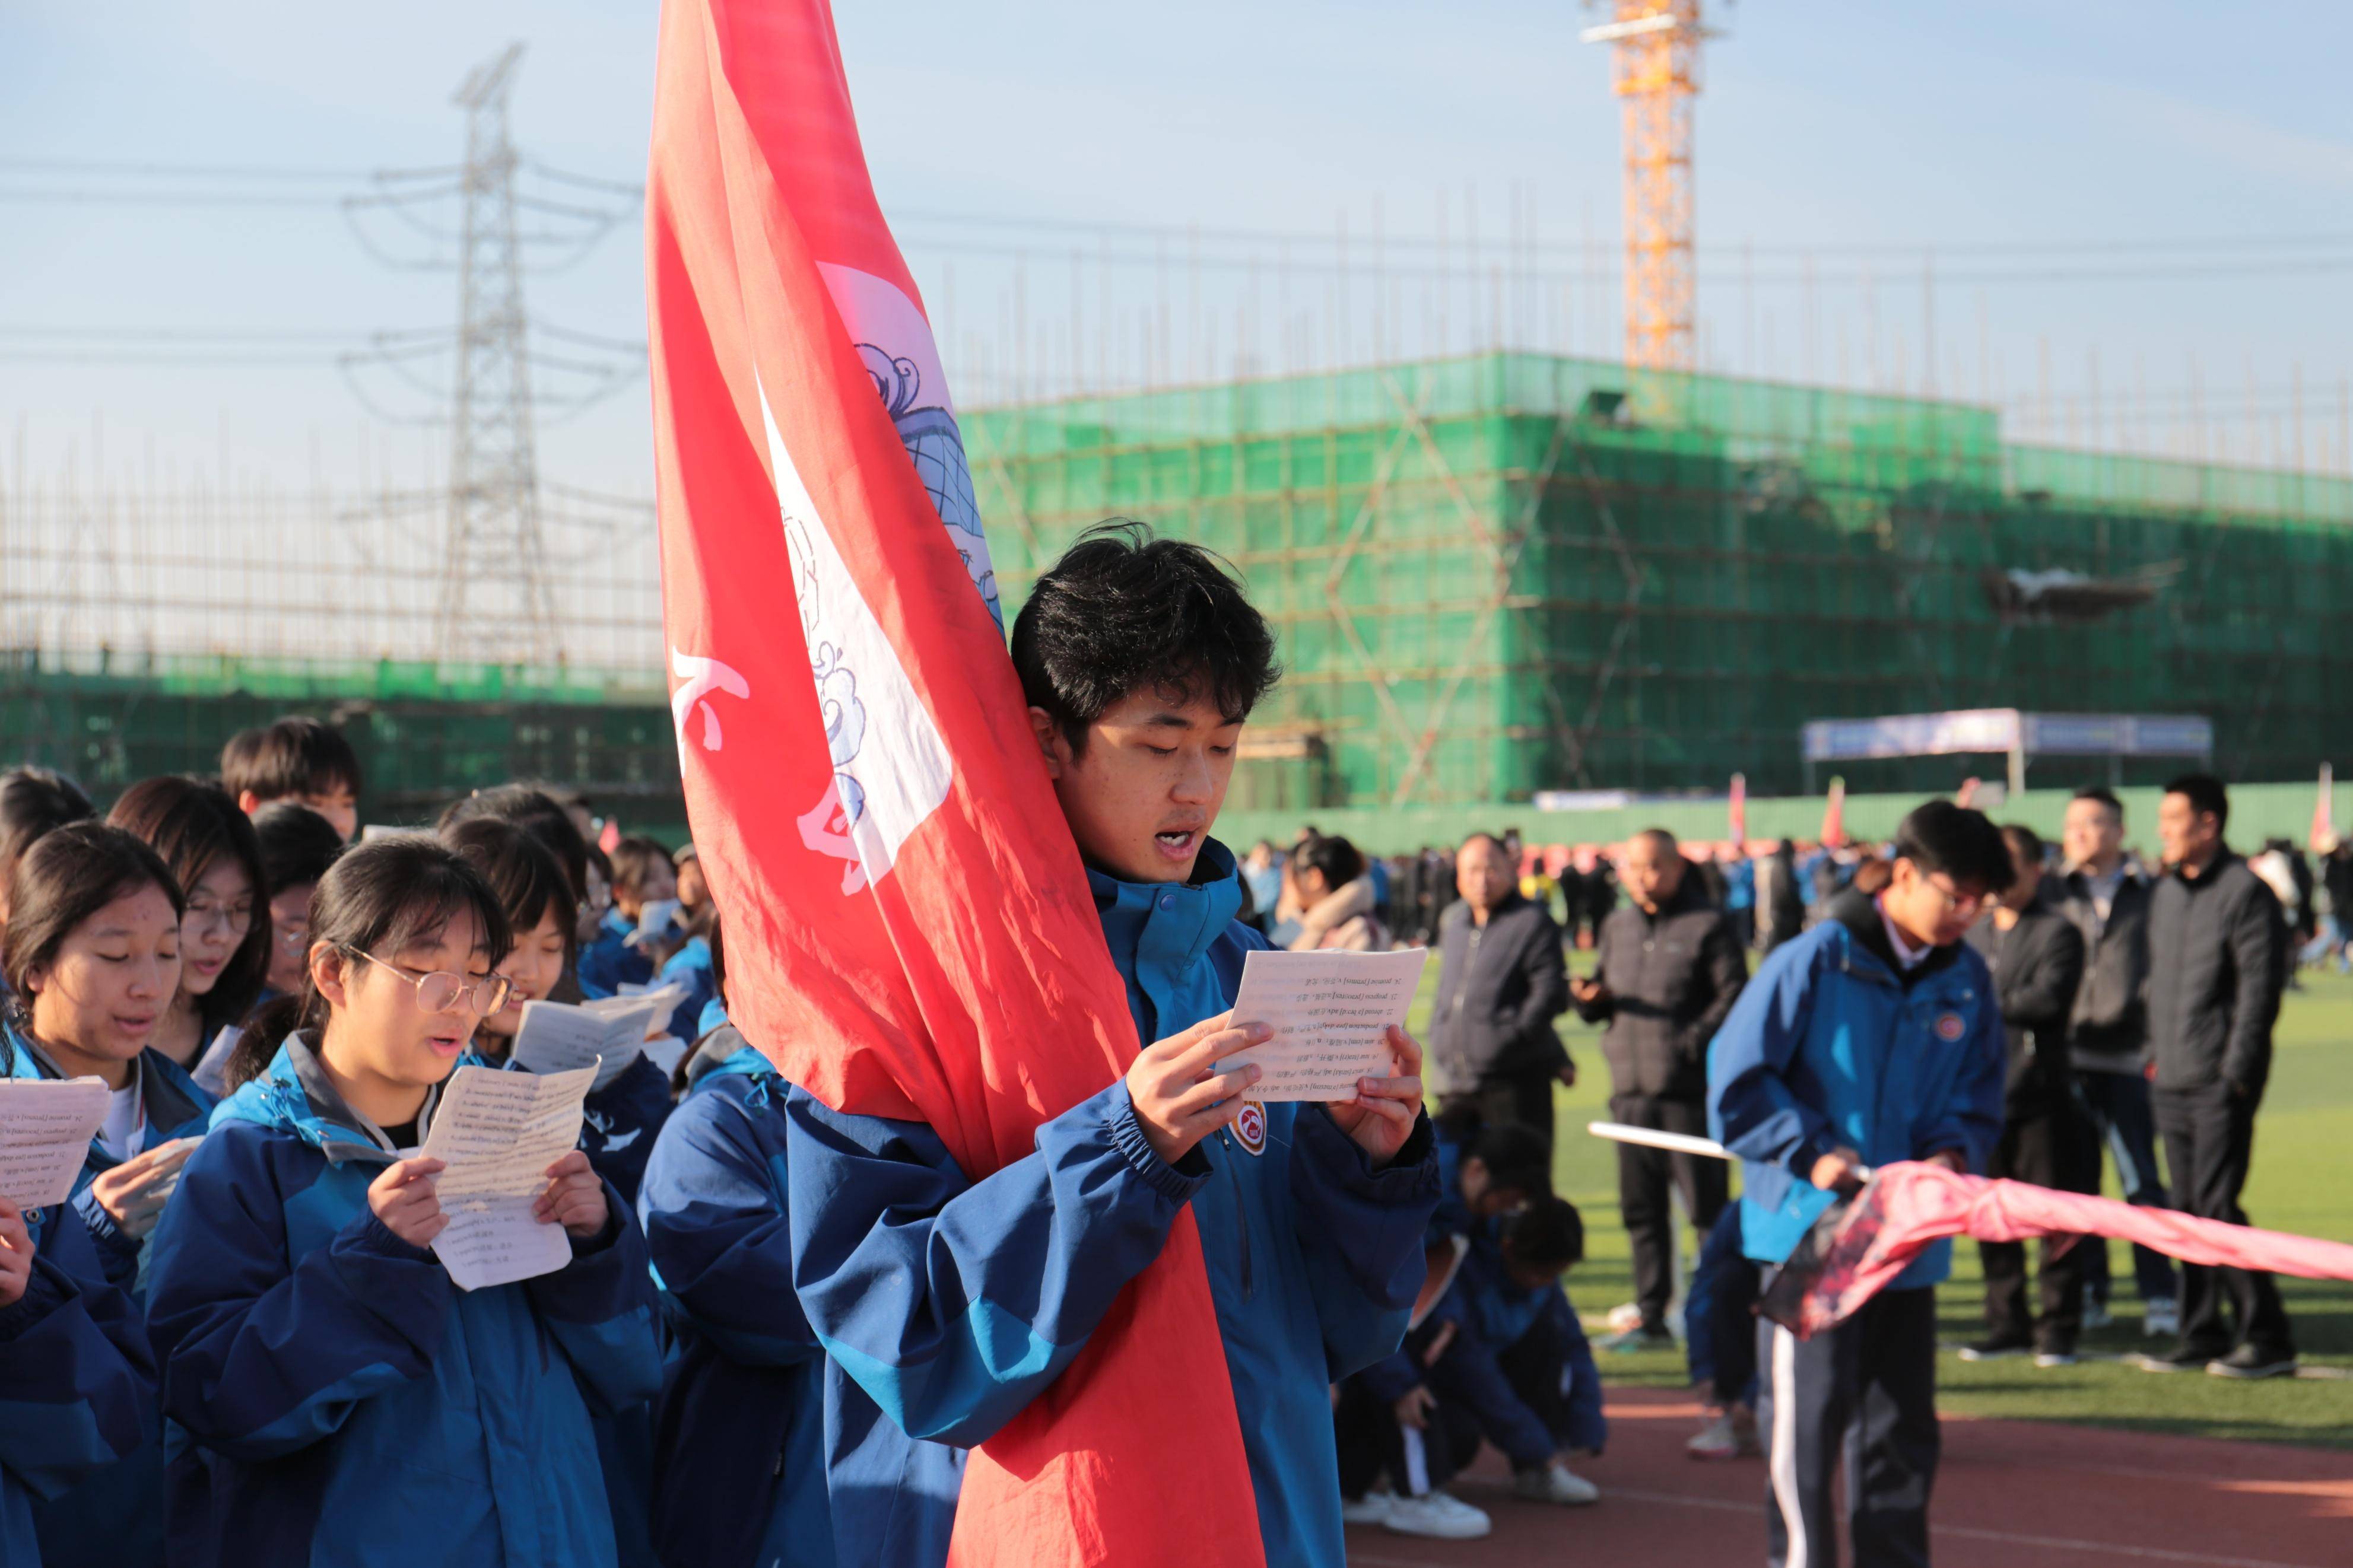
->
<box><xmin>643</xmin><ymin>4</ymin><xmax>1438</xmax><ymax>1564</ymax></box>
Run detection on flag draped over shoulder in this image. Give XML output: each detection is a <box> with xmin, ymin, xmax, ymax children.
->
<box><xmin>1761</xmin><ymin>1162</ymin><xmax>2353</xmax><ymax>1339</ymax></box>
<box><xmin>644</xmin><ymin>3</ymin><xmax>1263</xmax><ymax>1563</ymax></box>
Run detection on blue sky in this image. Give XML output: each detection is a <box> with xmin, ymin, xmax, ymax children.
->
<box><xmin>5</xmin><ymin>1</ymin><xmax>2352</xmax><ymax>498</ymax></box>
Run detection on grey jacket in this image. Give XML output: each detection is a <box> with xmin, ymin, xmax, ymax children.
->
<box><xmin>1573</xmin><ymin>874</ymin><xmax>1748</xmax><ymax>1101</ymax></box>
<box><xmin>2145</xmin><ymin>851</ymin><xmax>2285</xmax><ymax>1097</ymax></box>
<box><xmin>1430</xmin><ymin>893</ymin><xmax>1571</xmax><ymax>1089</ymax></box>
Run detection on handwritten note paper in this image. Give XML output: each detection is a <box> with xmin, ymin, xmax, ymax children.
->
<box><xmin>509</xmin><ymin>999</ymin><xmax>649</xmax><ymax>1090</ymax></box>
<box><xmin>420</xmin><ymin>1064</ymin><xmax>596</xmax><ymax>1291</ymax></box>
<box><xmin>1216</xmin><ymin>947</ymin><xmax>1428</xmax><ymax>1102</ymax></box>
<box><xmin>0</xmin><ymin>1076</ymin><xmax>110</xmax><ymax>1207</ymax></box>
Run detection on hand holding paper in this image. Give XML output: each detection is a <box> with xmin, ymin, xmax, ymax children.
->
<box><xmin>0</xmin><ymin>1197</ymin><xmax>33</xmax><ymax>1308</ymax></box>
<box><xmin>88</xmin><ymin>1135</ymin><xmax>204</xmax><ymax>1241</ymax></box>
<box><xmin>418</xmin><ymin>1064</ymin><xmax>597</xmax><ymax>1290</ymax></box>
<box><xmin>0</xmin><ymin>1076</ymin><xmax>111</xmax><ymax>1208</ymax></box>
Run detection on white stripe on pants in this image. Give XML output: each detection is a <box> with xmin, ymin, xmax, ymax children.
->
<box><xmin>1770</xmin><ymin>1323</ymin><xmax>1809</xmax><ymax>1568</ymax></box>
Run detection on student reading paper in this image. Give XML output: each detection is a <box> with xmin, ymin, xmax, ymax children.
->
<box><xmin>784</xmin><ymin>527</ymin><xmax>1440</xmax><ymax>1568</ymax></box>
<box><xmin>145</xmin><ymin>837</ymin><xmax>662</xmax><ymax>1567</ymax></box>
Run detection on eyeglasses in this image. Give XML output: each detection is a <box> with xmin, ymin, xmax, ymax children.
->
<box><xmin>340</xmin><ymin>947</ymin><xmax>515</xmax><ymax>1016</ymax></box>
<box><xmin>1923</xmin><ymin>875</ymin><xmax>1990</xmax><ymax>918</ymax></box>
<box><xmin>186</xmin><ymin>901</ymin><xmax>255</xmax><ymax>936</ymax></box>
<box><xmin>274</xmin><ymin>922</ymin><xmax>310</xmax><ymax>952</ymax></box>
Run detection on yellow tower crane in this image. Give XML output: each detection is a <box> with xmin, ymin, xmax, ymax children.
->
<box><xmin>1581</xmin><ymin>1</ymin><xmax>1712</xmax><ymax>370</ymax></box>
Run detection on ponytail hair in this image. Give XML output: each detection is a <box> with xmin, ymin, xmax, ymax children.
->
<box><xmin>288</xmin><ymin>836</ymin><xmax>513</xmax><ymax>1043</ymax></box>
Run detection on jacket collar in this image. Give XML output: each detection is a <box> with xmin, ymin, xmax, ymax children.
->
<box><xmin>214</xmin><ymin>1032</ymin><xmax>459</xmax><ymax>1166</ymax></box>
<box><xmin>1088</xmin><ymin>837</ymin><xmax>1243</xmax><ymax>986</ymax></box>
<box><xmin>1633</xmin><ymin>873</ymin><xmax>1712</xmax><ymax>923</ymax></box>
<box><xmin>1828</xmin><ymin>888</ymin><xmax>1961</xmax><ymax>987</ymax></box>
<box><xmin>2170</xmin><ymin>848</ymin><xmax>2239</xmax><ymax>889</ymax></box>
<box><xmin>3</xmin><ymin>1020</ymin><xmax>208</xmax><ymax>1145</ymax></box>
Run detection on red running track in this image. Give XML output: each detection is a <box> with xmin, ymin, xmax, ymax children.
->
<box><xmin>1345</xmin><ymin>1386</ymin><xmax>2353</xmax><ymax>1568</ymax></box>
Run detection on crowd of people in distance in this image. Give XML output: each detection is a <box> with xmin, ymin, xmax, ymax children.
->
<box><xmin>0</xmin><ymin>525</ymin><xmax>2315</xmax><ymax>1568</ymax></box>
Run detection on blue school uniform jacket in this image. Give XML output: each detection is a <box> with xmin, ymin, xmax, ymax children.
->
<box><xmin>0</xmin><ymin>1187</ymin><xmax>157</xmax><ymax>1567</ymax></box>
<box><xmin>784</xmin><ymin>839</ymin><xmax>1441</xmax><ymax>1568</ymax></box>
<box><xmin>1708</xmin><ymin>889</ymin><xmax>2007</xmax><ymax>1290</ymax></box>
<box><xmin>3</xmin><ymin>1029</ymin><xmax>213</xmax><ymax>1568</ymax></box>
<box><xmin>580</xmin><ymin>909</ymin><xmax>656</xmax><ymax>1001</ymax></box>
<box><xmin>145</xmin><ymin>1036</ymin><xmax>666</xmax><ymax>1568</ymax></box>
<box><xmin>653</xmin><ymin>937</ymin><xmax>717</xmax><ymax>1047</ymax></box>
<box><xmin>637</xmin><ymin>1047</ymin><xmax>853</xmax><ymax>1568</ymax></box>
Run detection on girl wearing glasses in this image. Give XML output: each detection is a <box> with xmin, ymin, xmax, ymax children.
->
<box><xmin>144</xmin><ymin>837</ymin><xmax>663</xmax><ymax>1568</ymax></box>
<box><xmin>2</xmin><ymin>820</ymin><xmax>201</xmax><ymax>1568</ymax></box>
<box><xmin>106</xmin><ymin>779</ymin><xmax>269</xmax><ymax>1074</ymax></box>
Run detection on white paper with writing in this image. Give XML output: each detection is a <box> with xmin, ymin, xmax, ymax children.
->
<box><xmin>0</xmin><ymin>1077</ymin><xmax>110</xmax><ymax>1207</ymax></box>
<box><xmin>509</xmin><ymin>1000</ymin><xmax>647</xmax><ymax>1091</ymax></box>
<box><xmin>419</xmin><ymin>1063</ymin><xmax>596</xmax><ymax>1290</ymax></box>
<box><xmin>584</xmin><ymin>987</ymin><xmax>684</xmax><ymax>1041</ymax></box>
<box><xmin>1216</xmin><ymin>947</ymin><xmax>1428</xmax><ymax>1102</ymax></box>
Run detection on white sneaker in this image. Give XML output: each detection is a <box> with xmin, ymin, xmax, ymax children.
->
<box><xmin>1339</xmin><ymin>1489</ymin><xmax>1395</xmax><ymax>1527</ymax></box>
<box><xmin>2081</xmin><ymin>1298</ymin><xmax>2115</xmax><ymax>1331</ymax></box>
<box><xmin>1513</xmin><ymin>1461</ymin><xmax>1601</xmax><ymax>1506</ymax></box>
<box><xmin>1605</xmin><ymin>1302</ymin><xmax>1645</xmax><ymax>1334</ymax></box>
<box><xmin>2144</xmin><ymin>1298</ymin><xmax>2180</xmax><ymax>1338</ymax></box>
<box><xmin>1688</xmin><ymin>1407</ymin><xmax>1761</xmax><ymax>1460</ymax></box>
<box><xmin>1385</xmin><ymin>1491</ymin><xmax>1493</xmax><ymax>1540</ymax></box>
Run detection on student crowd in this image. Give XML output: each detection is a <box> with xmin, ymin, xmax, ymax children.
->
<box><xmin>0</xmin><ymin>526</ymin><xmax>2307</xmax><ymax>1568</ymax></box>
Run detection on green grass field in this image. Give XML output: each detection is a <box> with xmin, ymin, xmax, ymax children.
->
<box><xmin>1411</xmin><ymin>953</ymin><xmax>2353</xmax><ymax>1447</ymax></box>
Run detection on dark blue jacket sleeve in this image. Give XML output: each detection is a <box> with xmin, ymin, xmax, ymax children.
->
<box><xmin>1354</xmin><ymin>1347</ymin><xmax>1424</xmax><ymax>1405</ymax></box>
<box><xmin>522</xmin><ymin>1181</ymin><xmax>665</xmax><ymax>1418</ymax></box>
<box><xmin>1546</xmin><ymin>1289</ymin><xmax>1606</xmax><ymax>1456</ymax></box>
<box><xmin>0</xmin><ymin>1207</ymin><xmax>155</xmax><ymax>1500</ymax></box>
<box><xmin>581</xmin><ymin>1054</ymin><xmax>677</xmax><ymax>1210</ymax></box>
<box><xmin>1423</xmin><ymin>1322</ymin><xmax>1555</xmax><ymax>1470</ymax></box>
<box><xmin>785</xmin><ymin>1079</ymin><xmax>1206</xmax><ymax>1448</ymax></box>
<box><xmin>1707</xmin><ymin>938</ymin><xmax>1840</xmax><ymax>1178</ymax></box>
<box><xmin>639</xmin><ymin>1086</ymin><xmax>817</xmax><ymax>1367</ymax></box>
<box><xmin>144</xmin><ymin>1125</ymin><xmax>454</xmax><ymax>1462</ymax></box>
<box><xmin>1290</xmin><ymin>1105</ymin><xmax>1440</xmax><ymax>1379</ymax></box>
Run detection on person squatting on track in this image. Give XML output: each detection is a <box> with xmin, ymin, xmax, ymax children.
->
<box><xmin>1711</xmin><ymin>800</ymin><xmax>2012</xmax><ymax>1568</ymax></box>
<box><xmin>780</xmin><ymin>524</ymin><xmax>1443</xmax><ymax>1568</ymax></box>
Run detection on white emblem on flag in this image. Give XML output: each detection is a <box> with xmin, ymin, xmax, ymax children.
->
<box><xmin>757</xmin><ymin>376</ymin><xmax>955</xmax><ymax>898</ymax></box>
<box><xmin>669</xmin><ymin>650</ymin><xmax>751</xmax><ymax>763</ymax></box>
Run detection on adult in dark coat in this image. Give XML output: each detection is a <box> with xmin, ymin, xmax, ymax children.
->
<box><xmin>1570</xmin><ymin>828</ymin><xmax>1747</xmax><ymax>1344</ymax></box>
<box><xmin>1431</xmin><ymin>833</ymin><xmax>1573</xmax><ymax>1147</ymax></box>
<box><xmin>1961</xmin><ymin>825</ymin><xmax>2092</xmax><ymax>1363</ymax></box>
<box><xmin>2136</xmin><ymin>775</ymin><xmax>2295</xmax><ymax>1378</ymax></box>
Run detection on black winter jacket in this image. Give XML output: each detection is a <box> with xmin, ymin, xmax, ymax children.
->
<box><xmin>1965</xmin><ymin>895</ymin><xmax>2086</xmax><ymax>1113</ymax></box>
<box><xmin>2054</xmin><ymin>867</ymin><xmax>2152</xmax><ymax>1076</ymax></box>
<box><xmin>1431</xmin><ymin>893</ymin><xmax>1571</xmax><ymax>1089</ymax></box>
<box><xmin>1573</xmin><ymin>874</ymin><xmax>1748</xmax><ymax>1101</ymax></box>
<box><xmin>2145</xmin><ymin>851</ymin><xmax>2285</xmax><ymax>1097</ymax></box>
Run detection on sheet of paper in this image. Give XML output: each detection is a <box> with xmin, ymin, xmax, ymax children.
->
<box><xmin>0</xmin><ymin>1076</ymin><xmax>110</xmax><ymax>1208</ymax></box>
<box><xmin>584</xmin><ymin>986</ymin><xmax>683</xmax><ymax>1041</ymax></box>
<box><xmin>1215</xmin><ymin>947</ymin><xmax>1429</xmax><ymax>1102</ymax></box>
<box><xmin>420</xmin><ymin>1063</ymin><xmax>596</xmax><ymax>1290</ymax></box>
<box><xmin>509</xmin><ymin>998</ymin><xmax>644</xmax><ymax>1090</ymax></box>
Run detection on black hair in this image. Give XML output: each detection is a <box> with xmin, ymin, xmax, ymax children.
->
<box><xmin>109</xmin><ymin>776</ymin><xmax>272</xmax><ymax>1036</ymax></box>
<box><xmin>1891</xmin><ymin>799</ymin><xmax>2015</xmax><ymax>895</ymax></box>
<box><xmin>3</xmin><ymin>822</ymin><xmax>185</xmax><ymax>1016</ymax></box>
<box><xmin>1008</xmin><ymin>519</ymin><xmax>1279</xmax><ymax>749</ymax></box>
<box><xmin>436</xmin><ymin>784</ymin><xmax>590</xmax><ymax>898</ymax></box>
<box><xmin>222</xmin><ymin>992</ymin><xmax>303</xmax><ymax>1093</ymax></box>
<box><xmin>2164</xmin><ymin>772</ymin><xmax>2230</xmax><ymax>832</ymax></box>
<box><xmin>283</xmin><ymin>836</ymin><xmax>514</xmax><ymax>1044</ymax></box>
<box><xmin>1999</xmin><ymin>822</ymin><xmax>2045</xmax><ymax>865</ymax></box>
<box><xmin>0</xmin><ymin>766</ymin><xmax>94</xmax><ymax>909</ymax></box>
<box><xmin>220</xmin><ymin>715</ymin><xmax>363</xmax><ymax>805</ymax></box>
<box><xmin>608</xmin><ymin>835</ymin><xmax>676</xmax><ymax>902</ymax></box>
<box><xmin>1500</xmin><ymin>1195</ymin><xmax>1585</xmax><ymax>1272</ymax></box>
<box><xmin>440</xmin><ymin>818</ymin><xmax>574</xmax><ymax>952</ymax></box>
<box><xmin>1457</xmin><ymin>830</ymin><xmax>1508</xmax><ymax>857</ymax></box>
<box><xmin>1292</xmin><ymin>832</ymin><xmax>1366</xmax><ymax>892</ymax></box>
<box><xmin>250</xmin><ymin>802</ymin><xmax>347</xmax><ymax>895</ymax></box>
<box><xmin>2071</xmin><ymin>785</ymin><xmax>2124</xmax><ymax>818</ymax></box>
<box><xmin>1468</xmin><ymin>1121</ymin><xmax>1553</xmax><ymax>1199</ymax></box>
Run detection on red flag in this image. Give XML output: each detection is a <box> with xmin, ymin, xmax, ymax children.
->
<box><xmin>1727</xmin><ymin>772</ymin><xmax>1747</xmax><ymax>847</ymax></box>
<box><xmin>1763</xmin><ymin>1163</ymin><xmax>2353</xmax><ymax>1338</ymax></box>
<box><xmin>645</xmin><ymin>5</ymin><xmax>1259</xmax><ymax>1563</ymax></box>
<box><xmin>2312</xmin><ymin>763</ymin><xmax>2335</xmax><ymax>853</ymax></box>
<box><xmin>1819</xmin><ymin>775</ymin><xmax>1847</xmax><ymax>850</ymax></box>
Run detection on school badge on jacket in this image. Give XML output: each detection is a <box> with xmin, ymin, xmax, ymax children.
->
<box><xmin>1234</xmin><ymin>1098</ymin><xmax>1268</xmax><ymax>1156</ymax></box>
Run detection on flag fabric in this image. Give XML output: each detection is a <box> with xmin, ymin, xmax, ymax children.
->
<box><xmin>1728</xmin><ymin>772</ymin><xmax>1747</xmax><ymax>846</ymax></box>
<box><xmin>2312</xmin><ymin>762</ymin><xmax>2335</xmax><ymax>853</ymax></box>
<box><xmin>644</xmin><ymin>4</ymin><xmax>1261</xmax><ymax>1564</ymax></box>
<box><xmin>1819</xmin><ymin>776</ymin><xmax>1847</xmax><ymax>849</ymax></box>
<box><xmin>1760</xmin><ymin>1162</ymin><xmax>2353</xmax><ymax>1339</ymax></box>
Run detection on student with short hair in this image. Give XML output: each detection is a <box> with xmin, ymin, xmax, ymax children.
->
<box><xmin>250</xmin><ymin>803</ymin><xmax>348</xmax><ymax>1004</ymax></box>
<box><xmin>218</xmin><ymin>717</ymin><xmax>363</xmax><ymax>841</ymax></box>
<box><xmin>785</xmin><ymin>524</ymin><xmax>1441</xmax><ymax>1568</ymax></box>
<box><xmin>1710</xmin><ymin>798</ymin><xmax>2011</xmax><ymax>1568</ymax></box>
<box><xmin>0</xmin><ymin>766</ymin><xmax>94</xmax><ymax>955</ymax></box>
<box><xmin>145</xmin><ymin>837</ymin><xmax>664</xmax><ymax>1566</ymax></box>
<box><xmin>2</xmin><ymin>822</ymin><xmax>201</xmax><ymax>1568</ymax></box>
<box><xmin>582</xmin><ymin>837</ymin><xmax>673</xmax><ymax>1000</ymax></box>
<box><xmin>107</xmin><ymin>778</ymin><xmax>269</xmax><ymax>1073</ymax></box>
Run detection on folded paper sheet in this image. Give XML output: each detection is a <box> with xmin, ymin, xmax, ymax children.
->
<box><xmin>0</xmin><ymin>1076</ymin><xmax>110</xmax><ymax>1208</ymax></box>
<box><xmin>1217</xmin><ymin>947</ymin><xmax>1428</xmax><ymax>1102</ymax></box>
<box><xmin>420</xmin><ymin>1063</ymin><xmax>596</xmax><ymax>1290</ymax></box>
